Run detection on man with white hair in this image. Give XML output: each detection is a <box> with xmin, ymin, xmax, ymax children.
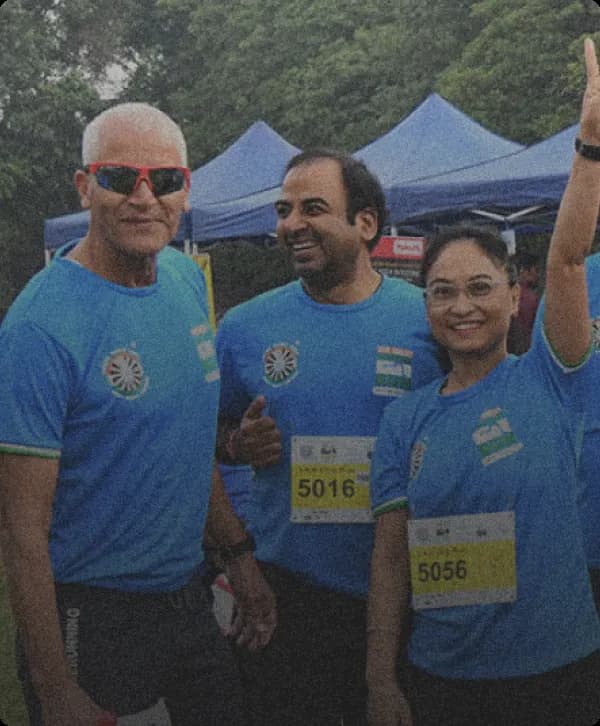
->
<box><xmin>0</xmin><ymin>102</ymin><xmax>275</xmax><ymax>726</ymax></box>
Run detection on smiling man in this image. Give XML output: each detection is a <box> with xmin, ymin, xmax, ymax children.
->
<box><xmin>273</xmin><ymin>154</ymin><xmax>381</xmax><ymax>300</ymax></box>
<box><xmin>0</xmin><ymin>102</ymin><xmax>275</xmax><ymax>726</ymax></box>
<box><xmin>216</xmin><ymin>149</ymin><xmax>442</xmax><ymax>726</ymax></box>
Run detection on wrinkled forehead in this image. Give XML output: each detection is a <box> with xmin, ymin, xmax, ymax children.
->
<box><xmin>94</xmin><ymin>119</ymin><xmax>185</xmax><ymax>167</ymax></box>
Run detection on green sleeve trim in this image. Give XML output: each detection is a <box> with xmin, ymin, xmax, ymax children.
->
<box><xmin>543</xmin><ymin>326</ymin><xmax>593</xmax><ymax>371</ymax></box>
<box><xmin>373</xmin><ymin>497</ymin><xmax>409</xmax><ymax>517</ymax></box>
<box><xmin>0</xmin><ymin>443</ymin><xmax>61</xmax><ymax>459</ymax></box>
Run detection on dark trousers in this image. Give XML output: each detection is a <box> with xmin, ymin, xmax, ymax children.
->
<box><xmin>17</xmin><ymin>572</ymin><xmax>245</xmax><ymax>726</ymax></box>
<box><xmin>407</xmin><ymin>649</ymin><xmax>600</xmax><ymax>726</ymax></box>
<box><xmin>237</xmin><ymin>562</ymin><xmax>368</xmax><ymax>726</ymax></box>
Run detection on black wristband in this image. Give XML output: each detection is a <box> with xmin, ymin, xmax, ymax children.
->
<box><xmin>219</xmin><ymin>531</ymin><xmax>256</xmax><ymax>564</ymax></box>
<box><xmin>575</xmin><ymin>137</ymin><xmax>600</xmax><ymax>161</ymax></box>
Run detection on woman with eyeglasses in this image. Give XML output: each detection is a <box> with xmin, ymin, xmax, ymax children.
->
<box><xmin>366</xmin><ymin>39</ymin><xmax>600</xmax><ymax>726</ymax></box>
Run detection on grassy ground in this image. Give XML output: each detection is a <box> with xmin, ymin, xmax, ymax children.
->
<box><xmin>0</xmin><ymin>561</ymin><xmax>28</xmax><ymax>726</ymax></box>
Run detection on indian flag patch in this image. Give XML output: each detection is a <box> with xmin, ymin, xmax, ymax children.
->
<box><xmin>373</xmin><ymin>346</ymin><xmax>413</xmax><ymax>396</ymax></box>
<box><xmin>472</xmin><ymin>408</ymin><xmax>523</xmax><ymax>466</ymax></box>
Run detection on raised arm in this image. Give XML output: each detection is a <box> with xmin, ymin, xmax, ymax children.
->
<box><xmin>366</xmin><ymin>509</ymin><xmax>413</xmax><ymax>726</ymax></box>
<box><xmin>545</xmin><ymin>38</ymin><xmax>600</xmax><ymax>364</ymax></box>
<box><xmin>0</xmin><ymin>454</ymin><xmax>106</xmax><ymax>726</ymax></box>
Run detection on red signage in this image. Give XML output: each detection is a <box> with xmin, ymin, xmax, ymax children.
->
<box><xmin>371</xmin><ymin>235</ymin><xmax>425</xmax><ymax>261</ymax></box>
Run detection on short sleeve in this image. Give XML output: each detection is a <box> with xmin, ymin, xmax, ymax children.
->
<box><xmin>370</xmin><ymin>401</ymin><xmax>413</xmax><ymax>517</ymax></box>
<box><xmin>0</xmin><ymin>322</ymin><xmax>74</xmax><ymax>457</ymax></box>
<box><xmin>215</xmin><ymin>313</ymin><xmax>252</xmax><ymax>421</ymax></box>
<box><xmin>166</xmin><ymin>250</ymin><xmax>211</xmax><ymax>320</ymax></box>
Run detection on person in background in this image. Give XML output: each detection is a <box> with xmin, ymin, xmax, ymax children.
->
<box><xmin>514</xmin><ymin>250</ymin><xmax>540</xmax><ymax>347</ymax></box>
<box><xmin>367</xmin><ymin>38</ymin><xmax>600</xmax><ymax>726</ymax></box>
<box><xmin>0</xmin><ymin>102</ymin><xmax>275</xmax><ymax>726</ymax></box>
<box><xmin>216</xmin><ymin>149</ymin><xmax>442</xmax><ymax>725</ymax></box>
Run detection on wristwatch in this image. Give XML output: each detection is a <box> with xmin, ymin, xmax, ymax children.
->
<box><xmin>219</xmin><ymin>531</ymin><xmax>256</xmax><ymax>564</ymax></box>
<box><xmin>575</xmin><ymin>137</ymin><xmax>600</xmax><ymax>161</ymax></box>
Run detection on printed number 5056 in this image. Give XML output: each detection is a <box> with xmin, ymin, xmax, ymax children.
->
<box><xmin>417</xmin><ymin>559</ymin><xmax>467</xmax><ymax>582</ymax></box>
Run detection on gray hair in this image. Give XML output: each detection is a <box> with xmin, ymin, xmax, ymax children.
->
<box><xmin>82</xmin><ymin>102</ymin><xmax>188</xmax><ymax>166</ymax></box>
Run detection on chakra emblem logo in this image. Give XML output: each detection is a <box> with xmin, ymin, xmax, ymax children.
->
<box><xmin>263</xmin><ymin>343</ymin><xmax>298</xmax><ymax>387</ymax></box>
<box><xmin>103</xmin><ymin>348</ymin><xmax>149</xmax><ymax>399</ymax></box>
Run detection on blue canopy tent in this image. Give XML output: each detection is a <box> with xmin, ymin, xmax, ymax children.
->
<box><xmin>385</xmin><ymin>123</ymin><xmax>578</xmax><ymax>227</ymax></box>
<box><xmin>188</xmin><ymin>120</ymin><xmax>300</xmax><ymax>242</ymax></box>
<box><xmin>44</xmin><ymin>210</ymin><xmax>92</xmax><ymax>252</ymax></box>
<box><xmin>353</xmin><ymin>93</ymin><xmax>524</xmax><ymax>190</ymax></box>
<box><xmin>190</xmin><ymin>187</ymin><xmax>282</xmax><ymax>242</ymax></box>
<box><xmin>189</xmin><ymin>120</ymin><xmax>299</xmax><ymax>206</ymax></box>
<box><xmin>188</xmin><ymin>95</ymin><xmax>525</xmax><ymax>243</ymax></box>
<box><xmin>43</xmin><ymin>120</ymin><xmax>299</xmax><ymax>252</ymax></box>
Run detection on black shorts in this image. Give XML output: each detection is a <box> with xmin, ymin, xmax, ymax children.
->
<box><xmin>16</xmin><ymin>571</ymin><xmax>245</xmax><ymax>726</ymax></box>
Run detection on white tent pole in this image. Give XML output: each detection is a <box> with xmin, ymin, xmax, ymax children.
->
<box><xmin>470</xmin><ymin>205</ymin><xmax>544</xmax><ymax>223</ymax></box>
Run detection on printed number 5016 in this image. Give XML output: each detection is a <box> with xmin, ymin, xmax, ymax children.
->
<box><xmin>296</xmin><ymin>478</ymin><xmax>356</xmax><ymax>498</ymax></box>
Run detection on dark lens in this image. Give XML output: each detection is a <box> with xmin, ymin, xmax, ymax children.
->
<box><xmin>96</xmin><ymin>166</ymin><xmax>138</xmax><ymax>195</ymax></box>
<box><xmin>149</xmin><ymin>168</ymin><xmax>186</xmax><ymax>196</ymax></box>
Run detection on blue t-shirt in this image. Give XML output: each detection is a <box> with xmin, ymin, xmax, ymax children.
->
<box><xmin>371</xmin><ymin>333</ymin><xmax>600</xmax><ymax>678</ymax></box>
<box><xmin>534</xmin><ymin>254</ymin><xmax>600</xmax><ymax>568</ymax></box>
<box><xmin>0</xmin><ymin>243</ymin><xmax>220</xmax><ymax>591</ymax></box>
<box><xmin>217</xmin><ymin>277</ymin><xmax>441</xmax><ymax>597</ymax></box>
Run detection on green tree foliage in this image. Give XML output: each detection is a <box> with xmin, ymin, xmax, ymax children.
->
<box><xmin>438</xmin><ymin>0</ymin><xmax>600</xmax><ymax>143</ymax></box>
<box><xmin>0</xmin><ymin>0</ymin><xmax>141</xmax><ymax>316</ymax></box>
<box><xmin>1</xmin><ymin>0</ymin><xmax>598</xmax><ymax>318</ymax></box>
<box><xmin>124</xmin><ymin>0</ymin><xmax>479</xmax><ymax>163</ymax></box>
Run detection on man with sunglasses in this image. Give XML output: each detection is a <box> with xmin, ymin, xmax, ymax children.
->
<box><xmin>0</xmin><ymin>102</ymin><xmax>275</xmax><ymax>726</ymax></box>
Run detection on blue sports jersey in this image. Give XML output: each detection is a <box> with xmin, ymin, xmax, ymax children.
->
<box><xmin>534</xmin><ymin>254</ymin><xmax>600</xmax><ymax>568</ymax></box>
<box><xmin>217</xmin><ymin>277</ymin><xmax>441</xmax><ymax>597</ymax></box>
<box><xmin>0</xmin><ymin>243</ymin><xmax>220</xmax><ymax>591</ymax></box>
<box><xmin>371</xmin><ymin>332</ymin><xmax>600</xmax><ymax>678</ymax></box>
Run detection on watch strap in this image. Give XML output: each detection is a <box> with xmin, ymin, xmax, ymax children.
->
<box><xmin>575</xmin><ymin>137</ymin><xmax>600</xmax><ymax>161</ymax></box>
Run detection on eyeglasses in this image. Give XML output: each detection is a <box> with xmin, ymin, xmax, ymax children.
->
<box><xmin>85</xmin><ymin>162</ymin><xmax>190</xmax><ymax>197</ymax></box>
<box><xmin>424</xmin><ymin>280</ymin><xmax>511</xmax><ymax>306</ymax></box>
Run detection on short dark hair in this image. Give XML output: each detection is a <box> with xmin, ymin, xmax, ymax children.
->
<box><xmin>285</xmin><ymin>149</ymin><xmax>388</xmax><ymax>250</ymax></box>
<box><xmin>421</xmin><ymin>225</ymin><xmax>518</xmax><ymax>287</ymax></box>
<box><xmin>514</xmin><ymin>250</ymin><xmax>539</xmax><ymax>272</ymax></box>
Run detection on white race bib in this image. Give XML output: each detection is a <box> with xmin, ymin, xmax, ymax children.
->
<box><xmin>290</xmin><ymin>436</ymin><xmax>375</xmax><ymax>523</ymax></box>
<box><xmin>408</xmin><ymin>511</ymin><xmax>516</xmax><ymax>610</ymax></box>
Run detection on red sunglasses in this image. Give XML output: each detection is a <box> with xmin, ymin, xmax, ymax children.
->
<box><xmin>85</xmin><ymin>162</ymin><xmax>191</xmax><ymax>197</ymax></box>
